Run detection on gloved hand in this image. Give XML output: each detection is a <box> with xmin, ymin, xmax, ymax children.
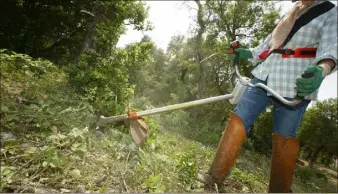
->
<box><xmin>234</xmin><ymin>48</ymin><xmax>253</xmax><ymax>61</ymax></box>
<box><xmin>296</xmin><ymin>66</ymin><xmax>325</xmax><ymax>97</ymax></box>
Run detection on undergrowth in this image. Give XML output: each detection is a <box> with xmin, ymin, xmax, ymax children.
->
<box><xmin>1</xmin><ymin>50</ymin><xmax>336</xmax><ymax>193</ymax></box>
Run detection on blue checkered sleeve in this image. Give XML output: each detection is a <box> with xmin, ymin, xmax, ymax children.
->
<box><xmin>249</xmin><ymin>34</ymin><xmax>272</xmax><ymax>64</ymax></box>
<box><xmin>313</xmin><ymin>8</ymin><xmax>337</xmax><ymax>73</ymax></box>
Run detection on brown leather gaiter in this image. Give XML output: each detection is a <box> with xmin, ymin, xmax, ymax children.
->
<box><xmin>268</xmin><ymin>133</ymin><xmax>300</xmax><ymax>193</ymax></box>
<box><xmin>206</xmin><ymin>112</ymin><xmax>247</xmax><ymax>186</ymax></box>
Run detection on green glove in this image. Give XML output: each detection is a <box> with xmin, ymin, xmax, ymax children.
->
<box><xmin>234</xmin><ymin>48</ymin><xmax>253</xmax><ymax>61</ymax></box>
<box><xmin>296</xmin><ymin>66</ymin><xmax>325</xmax><ymax>97</ymax></box>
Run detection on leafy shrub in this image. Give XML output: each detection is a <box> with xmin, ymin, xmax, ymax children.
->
<box><xmin>1</xmin><ymin>49</ymin><xmax>95</xmax><ymax>134</ymax></box>
<box><xmin>0</xmin><ymin>50</ymin><xmax>97</xmax><ymax>192</ymax></box>
<box><xmin>143</xmin><ymin>173</ymin><xmax>167</xmax><ymax>193</ymax></box>
<box><xmin>175</xmin><ymin>149</ymin><xmax>199</xmax><ymax>190</ymax></box>
<box><xmin>0</xmin><ymin>166</ymin><xmax>15</xmax><ymax>190</ymax></box>
<box><xmin>65</xmin><ymin>42</ymin><xmax>153</xmax><ymax>116</ymax></box>
<box><xmin>295</xmin><ymin>167</ymin><xmax>327</xmax><ymax>183</ymax></box>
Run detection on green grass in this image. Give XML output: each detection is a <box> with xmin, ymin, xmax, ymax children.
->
<box><xmin>1</xmin><ymin>110</ymin><xmax>337</xmax><ymax>193</ymax></box>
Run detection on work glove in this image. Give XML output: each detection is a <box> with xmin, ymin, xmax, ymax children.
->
<box><xmin>296</xmin><ymin>66</ymin><xmax>325</xmax><ymax>97</ymax></box>
<box><xmin>234</xmin><ymin>48</ymin><xmax>253</xmax><ymax>61</ymax></box>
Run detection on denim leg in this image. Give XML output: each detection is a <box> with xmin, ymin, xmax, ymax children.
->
<box><xmin>234</xmin><ymin>77</ymin><xmax>271</xmax><ymax>134</ymax></box>
<box><xmin>272</xmin><ymin>98</ymin><xmax>311</xmax><ymax>138</ymax></box>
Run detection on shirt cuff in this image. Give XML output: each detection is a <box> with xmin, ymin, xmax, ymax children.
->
<box><xmin>248</xmin><ymin>48</ymin><xmax>264</xmax><ymax>64</ymax></box>
<box><xmin>313</xmin><ymin>54</ymin><xmax>337</xmax><ymax>74</ymax></box>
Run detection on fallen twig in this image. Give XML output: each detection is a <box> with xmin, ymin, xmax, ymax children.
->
<box><xmin>122</xmin><ymin>179</ymin><xmax>129</xmax><ymax>192</ymax></box>
<box><xmin>28</xmin><ymin>167</ymin><xmax>47</xmax><ymax>183</ymax></box>
<box><xmin>6</xmin><ymin>154</ymin><xmax>27</xmax><ymax>160</ymax></box>
<box><xmin>123</xmin><ymin>151</ymin><xmax>131</xmax><ymax>175</ymax></box>
<box><xmin>13</xmin><ymin>158</ymin><xmax>34</xmax><ymax>175</ymax></box>
<box><xmin>196</xmin><ymin>173</ymin><xmax>206</xmax><ymax>183</ymax></box>
<box><xmin>215</xmin><ymin>183</ymin><xmax>219</xmax><ymax>193</ymax></box>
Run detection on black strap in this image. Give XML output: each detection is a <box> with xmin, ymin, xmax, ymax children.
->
<box><xmin>270</xmin><ymin>49</ymin><xmax>295</xmax><ymax>55</ymax></box>
<box><xmin>269</xmin><ymin>48</ymin><xmax>317</xmax><ymax>56</ymax></box>
<box><xmin>299</xmin><ymin>50</ymin><xmax>317</xmax><ymax>56</ymax></box>
<box><xmin>281</xmin><ymin>1</ymin><xmax>335</xmax><ymax>48</ymax></box>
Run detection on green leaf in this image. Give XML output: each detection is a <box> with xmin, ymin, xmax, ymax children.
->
<box><xmin>71</xmin><ymin>143</ymin><xmax>80</xmax><ymax>151</ymax></box>
<box><xmin>29</xmin><ymin>104</ymin><xmax>39</xmax><ymax>110</ymax></box>
<box><xmin>57</xmin><ymin>134</ymin><xmax>67</xmax><ymax>139</ymax></box>
<box><xmin>70</xmin><ymin>169</ymin><xmax>81</xmax><ymax>178</ymax></box>
<box><xmin>42</xmin><ymin>161</ymin><xmax>48</xmax><ymax>167</ymax></box>
<box><xmin>68</xmin><ymin>128</ymin><xmax>84</xmax><ymax>138</ymax></box>
<box><xmin>150</xmin><ymin>143</ymin><xmax>156</xmax><ymax>150</ymax></box>
<box><xmin>1</xmin><ymin>104</ymin><xmax>9</xmax><ymax>112</ymax></box>
<box><xmin>25</xmin><ymin>70</ymin><xmax>34</xmax><ymax>77</ymax></box>
<box><xmin>6</xmin><ymin>178</ymin><xmax>12</xmax><ymax>184</ymax></box>
<box><xmin>49</xmin><ymin>162</ymin><xmax>56</xmax><ymax>168</ymax></box>
<box><xmin>25</xmin><ymin>147</ymin><xmax>38</xmax><ymax>154</ymax></box>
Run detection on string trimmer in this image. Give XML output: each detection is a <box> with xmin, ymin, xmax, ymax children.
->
<box><xmin>90</xmin><ymin>41</ymin><xmax>303</xmax><ymax>146</ymax></box>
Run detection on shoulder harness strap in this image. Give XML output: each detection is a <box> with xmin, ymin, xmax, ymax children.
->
<box><xmin>281</xmin><ymin>1</ymin><xmax>335</xmax><ymax>48</ymax></box>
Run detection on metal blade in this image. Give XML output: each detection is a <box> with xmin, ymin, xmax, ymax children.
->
<box><xmin>129</xmin><ymin>118</ymin><xmax>148</xmax><ymax>146</ymax></box>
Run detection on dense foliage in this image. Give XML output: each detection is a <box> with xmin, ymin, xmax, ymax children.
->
<box><xmin>298</xmin><ymin>99</ymin><xmax>338</xmax><ymax>167</ymax></box>
<box><xmin>0</xmin><ymin>0</ymin><xmax>150</xmax><ymax>64</ymax></box>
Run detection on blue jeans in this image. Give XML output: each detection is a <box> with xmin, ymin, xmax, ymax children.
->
<box><xmin>234</xmin><ymin>77</ymin><xmax>311</xmax><ymax>138</ymax></box>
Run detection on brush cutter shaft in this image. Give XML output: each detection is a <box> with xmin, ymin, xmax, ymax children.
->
<box><xmin>137</xmin><ymin>93</ymin><xmax>234</xmax><ymax>116</ymax></box>
<box><xmin>97</xmin><ymin>93</ymin><xmax>234</xmax><ymax>125</ymax></box>
<box><xmin>97</xmin><ymin>114</ymin><xmax>129</xmax><ymax>125</ymax></box>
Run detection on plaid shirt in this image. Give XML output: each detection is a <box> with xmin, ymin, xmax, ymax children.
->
<box><xmin>249</xmin><ymin>1</ymin><xmax>337</xmax><ymax>100</ymax></box>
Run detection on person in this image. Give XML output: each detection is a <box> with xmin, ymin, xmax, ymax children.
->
<box><xmin>204</xmin><ymin>0</ymin><xmax>337</xmax><ymax>192</ymax></box>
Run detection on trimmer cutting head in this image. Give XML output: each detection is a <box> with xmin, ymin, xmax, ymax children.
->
<box><xmin>89</xmin><ymin>112</ymin><xmax>148</xmax><ymax>146</ymax></box>
<box><xmin>129</xmin><ymin>118</ymin><xmax>148</xmax><ymax>146</ymax></box>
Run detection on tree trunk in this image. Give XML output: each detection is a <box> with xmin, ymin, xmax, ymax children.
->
<box><xmin>195</xmin><ymin>0</ymin><xmax>207</xmax><ymax>101</ymax></box>
<box><xmin>74</xmin><ymin>2</ymin><xmax>105</xmax><ymax>62</ymax></box>
<box><xmin>304</xmin><ymin>148</ymin><xmax>313</xmax><ymax>161</ymax></box>
<box><xmin>324</xmin><ymin>155</ymin><xmax>332</xmax><ymax>167</ymax></box>
<box><xmin>190</xmin><ymin>0</ymin><xmax>208</xmax><ymax>117</ymax></box>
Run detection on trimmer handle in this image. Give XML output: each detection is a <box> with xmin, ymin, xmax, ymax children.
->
<box><xmin>300</xmin><ymin>72</ymin><xmax>314</xmax><ymax>79</ymax></box>
<box><xmin>230</xmin><ymin>40</ymin><xmax>240</xmax><ymax>64</ymax></box>
<box><xmin>229</xmin><ymin>40</ymin><xmax>240</xmax><ymax>54</ymax></box>
<box><xmin>296</xmin><ymin>72</ymin><xmax>314</xmax><ymax>99</ymax></box>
